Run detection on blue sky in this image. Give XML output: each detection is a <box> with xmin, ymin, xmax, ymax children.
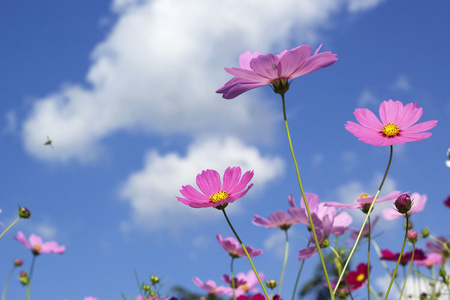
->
<box><xmin>1</xmin><ymin>0</ymin><xmax>449</xmax><ymax>299</ymax></box>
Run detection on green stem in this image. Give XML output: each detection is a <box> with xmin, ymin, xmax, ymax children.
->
<box><xmin>278</xmin><ymin>229</ymin><xmax>289</xmax><ymax>296</ymax></box>
<box><xmin>221</xmin><ymin>209</ymin><xmax>270</xmax><ymax>300</ymax></box>
<box><xmin>384</xmin><ymin>214</ymin><xmax>409</xmax><ymax>300</ymax></box>
<box><xmin>291</xmin><ymin>241</ymin><xmax>310</xmax><ymax>300</ymax></box>
<box><xmin>0</xmin><ymin>216</ymin><xmax>21</xmax><ymax>239</ymax></box>
<box><xmin>2</xmin><ymin>265</ymin><xmax>16</xmax><ymax>300</ymax></box>
<box><xmin>230</xmin><ymin>257</ymin><xmax>237</xmax><ymax>300</ymax></box>
<box><xmin>367</xmin><ymin>216</ymin><xmax>372</xmax><ymax>300</ymax></box>
<box><xmin>400</xmin><ymin>244</ymin><xmax>415</xmax><ymax>299</ymax></box>
<box><xmin>334</xmin><ymin>145</ymin><xmax>393</xmax><ymax>292</ymax></box>
<box><xmin>280</xmin><ymin>94</ymin><xmax>334</xmax><ymax>299</ymax></box>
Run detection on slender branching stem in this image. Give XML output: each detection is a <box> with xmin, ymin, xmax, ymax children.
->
<box><xmin>291</xmin><ymin>241</ymin><xmax>310</xmax><ymax>300</ymax></box>
<box><xmin>221</xmin><ymin>209</ymin><xmax>270</xmax><ymax>299</ymax></box>
<box><xmin>384</xmin><ymin>214</ymin><xmax>409</xmax><ymax>300</ymax></box>
<box><xmin>367</xmin><ymin>216</ymin><xmax>372</xmax><ymax>300</ymax></box>
<box><xmin>400</xmin><ymin>243</ymin><xmax>415</xmax><ymax>299</ymax></box>
<box><xmin>280</xmin><ymin>94</ymin><xmax>334</xmax><ymax>299</ymax></box>
<box><xmin>278</xmin><ymin>229</ymin><xmax>289</xmax><ymax>296</ymax></box>
<box><xmin>230</xmin><ymin>257</ymin><xmax>237</xmax><ymax>300</ymax></box>
<box><xmin>334</xmin><ymin>145</ymin><xmax>393</xmax><ymax>292</ymax></box>
<box><xmin>2</xmin><ymin>265</ymin><xmax>16</xmax><ymax>300</ymax></box>
<box><xmin>0</xmin><ymin>216</ymin><xmax>21</xmax><ymax>239</ymax></box>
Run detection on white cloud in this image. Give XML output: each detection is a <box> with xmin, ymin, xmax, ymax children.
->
<box><xmin>391</xmin><ymin>75</ymin><xmax>412</xmax><ymax>91</ymax></box>
<box><xmin>119</xmin><ymin>136</ymin><xmax>284</xmax><ymax>232</ymax></box>
<box><xmin>263</xmin><ymin>231</ymin><xmax>286</xmax><ymax>258</ymax></box>
<box><xmin>21</xmin><ymin>0</ymin><xmax>384</xmax><ymax>163</ymax></box>
<box><xmin>347</xmin><ymin>0</ymin><xmax>386</xmax><ymax>12</ymax></box>
<box><xmin>375</xmin><ymin>272</ymin><xmax>448</xmax><ymax>299</ymax></box>
<box><xmin>357</xmin><ymin>89</ymin><xmax>379</xmax><ymax>107</ymax></box>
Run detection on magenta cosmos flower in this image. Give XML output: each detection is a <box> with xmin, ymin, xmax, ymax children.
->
<box><xmin>380</xmin><ymin>249</ymin><xmax>427</xmax><ymax>266</ymax></box>
<box><xmin>325</xmin><ymin>190</ymin><xmax>402</xmax><ymax>212</ymax></box>
<box><xmin>345</xmin><ymin>100</ymin><xmax>437</xmax><ymax>146</ymax></box>
<box><xmin>382</xmin><ymin>192</ymin><xmax>427</xmax><ymax>220</ymax></box>
<box><xmin>15</xmin><ymin>231</ymin><xmax>65</xmax><ymax>255</ymax></box>
<box><xmin>177</xmin><ymin>167</ymin><xmax>254</xmax><ymax>209</ymax></box>
<box><xmin>216</xmin><ymin>44</ymin><xmax>338</xmax><ymax>99</ymax></box>
<box><xmin>216</xmin><ymin>234</ymin><xmax>262</xmax><ymax>258</ymax></box>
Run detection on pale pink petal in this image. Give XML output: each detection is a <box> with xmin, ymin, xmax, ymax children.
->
<box><xmin>395</xmin><ymin>102</ymin><xmax>423</xmax><ymax>128</ymax></box>
<box><xmin>401</xmin><ymin>120</ymin><xmax>438</xmax><ymax>133</ymax></box>
<box><xmin>353</xmin><ymin>108</ymin><xmax>383</xmax><ymax>130</ymax></box>
<box><xmin>379</xmin><ymin>100</ymin><xmax>402</xmax><ymax>124</ymax></box>
<box><xmin>29</xmin><ymin>234</ymin><xmax>43</xmax><ymax>248</ymax></box>
<box><xmin>229</xmin><ymin>170</ymin><xmax>254</xmax><ymax>195</ymax></box>
<box><xmin>14</xmin><ymin>231</ymin><xmax>31</xmax><ymax>248</ymax></box>
<box><xmin>224</xmin><ymin>67</ymin><xmax>270</xmax><ymax>83</ymax></box>
<box><xmin>239</xmin><ymin>51</ymin><xmax>263</xmax><ymax>70</ymax></box>
<box><xmin>289</xmin><ymin>51</ymin><xmax>338</xmax><ymax>78</ymax></box>
<box><xmin>252</xmin><ymin>215</ymin><xmax>271</xmax><ymax>227</ymax></box>
<box><xmin>278</xmin><ymin>45</ymin><xmax>311</xmax><ymax>78</ymax></box>
<box><xmin>222</xmin><ymin>167</ymin><xmax>242</xmax><ymax>192</ymax></box>
<box><xmin>298</xmin><ymin>246</ymin><xmax>318</xmax><ymax>261</ymax></box>
<box><xmin>249</xmin><ymin>53</ymin><xmax>280</xmax><ymax>80</ymax></box>
<box><xmin>179</xmin><ymin>185</ymin><xmax>209</xmax><ymax>201</ymax></box>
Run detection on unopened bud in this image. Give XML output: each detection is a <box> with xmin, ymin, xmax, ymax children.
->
<box><xmin>421</xmin><ymin>227</ymin><xmax>430</xmax><ymax>238</ymax></box>
<box><xmin>394</xmin><ymin>194</ymin><xmax>412</xmax><ymax>214</ymax></box>
<box><xmin>14</xmin><ymin>259</ymin><xmax>23</xmax><ymax>267</ymax></box>
<box><xmin>19</xmin><ymin>271</ymin><xmax>29</xmax><ymax>285</ymax></box>
<box><xmin>150</xmin><ymin>276</ymin><xmax>160</xmax><ymax>284</ymax></box>
<box><xmin>408</xmin><ymin>229</ymin><xmax>418</xmax><ymax>243</ymax></box>
<box><xmin>265</xmin><ymin>279</ymin><xmax>277</xmax><ymax>289</ymax></box>
<box><xmin>18</xmin><ymin>207</ymin><xmax>31</xmax><ymax>219</ymax></box>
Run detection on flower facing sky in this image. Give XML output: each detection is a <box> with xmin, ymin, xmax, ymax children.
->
<box><xmin>326</xmin><ymin>190</ymin><xmax>402</xmax><ymax>212</ymax></box>
<box><xmin>253</xmin><ymin>210</ymin><xmax>298</xmax><ymax>230</ymax></box>
<box><xmin>15</xmin><ymin>231</ymin><xmax>65</xmax><ymax>255</ymax></box>
<box><xmin>216</xmin><ymin>234</ymin><xmax>262</xmax><ymax>258</ymax></box>
<box><xmin>382</xmin><ymin>193</ymin><xmax>427</xmax><ymax>220</ymax></box>
<box><xmin>224</xmin><ymin>271</ymin><xmax>264</xmax><ymax>297</ymax></box>
<box><xmin>177</xmin><ymin>166</ymin><xmax>253</xmax><ymax>209</ymax></box>
<box><xmin>193</xmin><ymin>277</ymin><xmax>230</xmax><ymax>295</ymax></box>
<box><xmin>345</xmin><ymin>100</ymin><xmax>437</xmax><ymax>146</ymax></box>
<box><xmin>216</xmin><ymin>44</ymin><xmax>338</xmax><ymax>99</ymax></box>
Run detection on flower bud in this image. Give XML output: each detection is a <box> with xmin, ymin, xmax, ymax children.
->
<box><xmin>18</xmin><ymin>207</ymin><xmax>31</xmax><ymax>219</ymax></box>
<box><xmin>19</xmin><ymin>271</ymin><xmax>29</xmax><ymax>285</ymax></box>
<box><xmin>421</xmin><ymin>227</ymin><xmax>430</xmax><ymax>238</ymax></box>
<box><xmin>394</xmin><ymin>194</ymin><xmax>412</xmax><ymax>214</ymax></box>
<box><xmin>14</xmin><ymin>259</ymin><xmax>23</xmax><ymax>267</ymax></box>
<box><xmin>321</xmin><ymin>238</ymin><xmax>330</xmax><ymax>248</ymax></box>
<box><xmin>265</xmin><ymin>279</ymin><xmax>277</xmax><ymax>289</ymax></box>
<box><xmin>150</xmin><ymin>276</ymin><xmax>160</xmax><ymax>284</ymax></box>
<box><xmin>407</xmin><ymin>229</ymin><xmax>418</xmax><ymax>243</ymax></box>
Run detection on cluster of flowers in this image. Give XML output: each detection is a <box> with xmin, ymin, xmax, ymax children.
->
<box><xmin>1</xmin><ymin>43</ymin><xmax>447</xmax><ymax>299</ymax></box>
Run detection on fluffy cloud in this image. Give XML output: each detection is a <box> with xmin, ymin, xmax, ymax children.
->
<box><xmin>119</xmin><ymin>136</ymin><xmax>284</xmax><ymax>232</ymax></box>
<box><xmin>21</xmin><ymin>0</ymin><xmax>384</xmax><ymax>163</ymax></box>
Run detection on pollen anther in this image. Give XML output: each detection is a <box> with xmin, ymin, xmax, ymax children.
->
<box><xmin>210</xmin><ymin>191</ymin><xmax>229</xmax><ymax>203</ymax></box>
<box><xmin>382</xmin><ymin>123</ymin><xmax>400</xmax><ymax>137</ymax></box>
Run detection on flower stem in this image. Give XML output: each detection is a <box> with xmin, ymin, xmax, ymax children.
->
<box><xmin>384</xmin><ymin>214</ymin><xmax>409</xmax><ymax>300</ymax></box>
<box><xmin>230</xmin><ymin>257</ymin><xmax>237</xmax><ymax>300</ymax></box>
<box><xmin>221</xmin><ymin>209</ymin><xmax>270</xmax><ymax>299</ymax></box>
<box><xmin>0</xmin><ymin>216</ymin><xmax>21</xmax><ymax>239</ymax></box>
<box><xmin>400</xmin><ymin>244</ymin><xmax>415</xmax><ymax>299</ymax></box>
<box><xmin>291</xmin><ymin>241</ymin><xmax>310</xmax><ymax>300</ymax></box>
<box><xmin>367</xmin><ymin>216</ymin><xmax>372</xmax><ymax>300</ymax></box>
<box><xmin>334</xmin><ymin>145</ymin><xmax>393</xmax><ymax>292</ymax></box>
<box><xmin>280</xmin><ymin>94</ymin><xmax>334</xmax><ymax>299</ymax></box>
<box><xmin>2</xmin><ymin>265</ymin><xmax>16</xmax><ymax>300</ymax></box>
<box><xmin>278</xmin><ymin>229</ymin><xmax>289</xmax><ymax>296</ymax></box>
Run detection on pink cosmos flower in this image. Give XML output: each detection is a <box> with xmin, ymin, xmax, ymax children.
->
<box><xmin>216</xmin><ymin>234</ymin><xmax>262</xmax><ymax>258</ymax></box>
<box><xmin>325</xmin><ymin>190</ymin><xmax>402</xmax><ymax>212</ymax></box>
<box><xmin>15</xmin><ymin>231</ymin><xmax>65</xmax><ymax>255</ymax></box>
<box><xmin>288</xmin><ymin>193</ymin><xmax>352</xmax><ymax>234</ymax></box>
<box><xmin>414</xmin><ymin>253</ymin><xmax>443</xmax><ymax>268</ymax></box>
<box><xmin>193</xmin><ymin>277</ymin><xmax>230</xmax><ymax>295</ymax></box>
<box><xmin>345</xmin><ymin>100</ymin><xmax>437</xmax><ymax>146</ymax></box>
<box><xmin>177</xmin><ymin>167</ymin><xmax>253</xmax><ymax>209</ymax></box>
<box><xmin>253</xmin><ymin>210</ymin><xmax>298</xmax><ymax>230</ymax></box>
<box><xmin>382</xmin><ymin>193</ymin><xmax>427</xmax><ymax>220</ymax></box>
<box><xmin>216</xmin><ymin>44</ymin><xmax>338</xmax><ymax>99</ymax></box>
<box><xmin>225</xmin><ymin>271</ymin><xmax>264</xmax><ymax>296</ymax></box>
<box><xmin>84</xmin><ymin>297</ymin><xmax>99</xmax><ymax>300</ymax></box>
<box><xmin>349</xmin><ymin>215</ymin><xmax>380</xmax><ymax>240</ymax></box>
<box><xmin>426</xmin><ymin>236</ymin><xmax>450</xmax><ymax>259</ymax></box>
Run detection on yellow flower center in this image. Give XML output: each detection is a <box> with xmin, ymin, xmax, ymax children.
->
<box><xmin>34</xmin><ymin>245</ymin><xmax>42</xmax><ymax>251</ymax></box>
<box><xmin>210</xmin><ymin>191</ymin><xmax>229</xmax><ymax>203</ymax></box>
<box><xmin>356</xmin><ymin>273</ymin><xmax>366</xmax><ymax>282</ymax></box>
<box><xmin>382</xmin><ymin>123</ymin><xmax>400</xmax><ymax>137</ymax></box>
<box><xmin>360</xmin><ymin>193</ymin><xmax>369</xmax><ymax>198</ymax></box>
